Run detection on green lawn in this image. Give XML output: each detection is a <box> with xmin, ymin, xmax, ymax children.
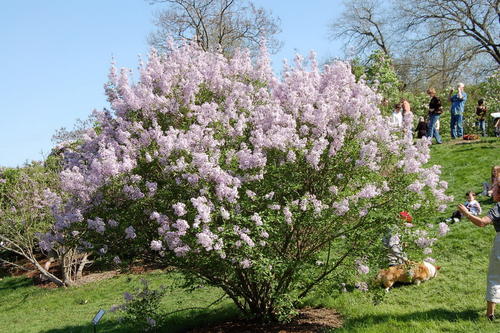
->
<box><xmin>1</xmin><ymin>137</ymin><xmax>499</xmax><ymax>332</ymax></box>
<box><xmin>0</xmin><ymin>271</ymin><xmax>237</xmax><ymax>333</ymax></box>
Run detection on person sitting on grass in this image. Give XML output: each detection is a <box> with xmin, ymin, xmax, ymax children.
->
<box><xmin>495</xmin><ymin>117</ymin><xmax>500</xmax><ymax>138</ymax></box>
<box><xmin>415</xmin><ymin>116</ymin><xmax>428</xmax><ymax>139</ymax></box>
<box><xmin>483</xmin><ymin>166</ymin><xmax>500</xmax><ymax>197</ymax></box>
<box><xmin>458</xmin><ymin>175</ymin><xmax>500</xmax><ymax>321</ymax></box>
<box><xmin>447</xmin><ymin>191</ymin><xmax>482</xmax><ymax>223</ymax></box>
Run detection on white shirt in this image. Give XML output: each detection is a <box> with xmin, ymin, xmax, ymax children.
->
<box><xmin>390</xmin><ymin>111</ymin><xmax>403</xmax><ymax>128</ymax></box>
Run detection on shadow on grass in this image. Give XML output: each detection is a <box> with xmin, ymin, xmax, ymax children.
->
<box><xmin>0</xmin><ymin>276</ymin><xmax>32</xmax><ymax>291</ymax></box>
<box><xmin>342</xmin><ymin>308</ymin><xmax>480</xmax><ymax>329</ymax></box>
<box><xmin>42</xmin><ymin>304</ymin><xmax>240</xmax><ymax>333</ymax></box>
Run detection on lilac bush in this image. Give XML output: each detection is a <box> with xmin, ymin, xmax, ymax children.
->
<box><xmin>0</xmin><ymin>163</ymin><xmax>89</xmax><ymax>286</ymax></box>
<box><xmin>43</xmin><ymin>41</ymin><xmax>450</xmax><ymax>321</ymax></box>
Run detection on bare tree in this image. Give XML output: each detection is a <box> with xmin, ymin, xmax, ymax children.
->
<box><xmin>51</xmin><ymin>113</ymin><xmax>97</xmax><ymax>146</ymax></box>
<box><xmin>329</xmin><ymin>0</ymin><xmax>394</xmax><ymax>58</ymax></box>
<box><xmin>147</xmin><ymin>0</ymin><xmax>282</xmax><ymax>55</ymax></box>
<box><xmin>396</xmin><ymin>25</ymin><xmax>483</xmax><ymax>90</ymax></box>
<box><xmin>396</xmin><ymin>0</ymin><xmax>500</xmax><ymax>65</ymax></box>
<box><xmin>330</xmin><ymin>0</ymin><xmax>498</xmax><ymax>90</ymax></box>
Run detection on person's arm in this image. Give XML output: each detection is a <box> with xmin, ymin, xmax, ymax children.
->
<box><xmin>458</xmin><ymin>204</ymin><xmax>491</xmax><ymax>227</ymax></box>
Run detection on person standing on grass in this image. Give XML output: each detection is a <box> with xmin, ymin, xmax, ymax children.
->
<box><xmin>449</xmin><ymin>83</ymin><xmax>467</xmax><ymax>139</ymax></box>
<box><xmin>426</xmin><ymin>88</ymin><xmax>442</xmax><ymax>144</ymax></box>
<box><xmin>476</xmin><ymin>99</ymin><xmax>488</xmax><ymax>137</ymax></box>
<box><xmin>458</xmin><ymin>175</ymin><xmax>500</xmax><ymax>321</ymax></box>
<box><xmin>402</xmin><ymin>98</ymin><xmax>412</xmax><ymax>120</ymax></box>
<box><xmin>401</xmin><ymin>98</ymin><xmax>413</xmax><ymax>140</ymax></box>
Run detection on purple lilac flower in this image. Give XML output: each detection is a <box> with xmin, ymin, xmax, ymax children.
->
<box><xmin>246</xmin><ymin>190</ymin><xmax>256</xmax><ymax>200</ymax></box>
<box><xmin>172</xmin><ymin>202</ymin><xmax>187</xmax><ymax>216</ymax></box>
<box><xmin>123</xmin><ymin>292</ymin><xmax>134</xmax><ymax>301</ymax></box>
<box><xmin>125</xmin><ymin>226</ymin><xmax>136</xmax><ymax>239</ymax></box>
<box><xmin>220</xmin><ymin>207</ymin><xmax>230</xmax><ymax>220</ymax></box>
<box><xmin>146</xmin><ymin>317</ymin><xmax>156</xmax><ymax>327</ymax></box>
<box><xmin>146</xmin><ymin>181</ymin><xmax>157</xmax><ymax>196</ymax></box>
<box><xmin>87</xmin><ymin>218</ymin><xmax>106</xmax><ymax>233</ymax></box>
<box><xmin>240</xmin><ymin>259</ymin><xmax>252</xmax><ymax>269</ymax></box>
<box><xmin>415</xmin><ymin>236</ymin><xmax>437</xmax><ymax>249</ymax></box>
<box><xmin>99</xmin><ymin>245</ymin><xmax>108</xmax><ymax>254</ymax></box>
<box><xmin>438</xmin><ymin>222</ymin><xmax>449</xmax><ymax>237</ymax></box>
<box><xmin>108</xmin><ymin>219</ymin><xmax>119</xmax><ymax>227</ymax></box>
<box><xmin>264</xmin><ymin>191</ymin><xmax>274</xmax><ymax>200</ymax></box>
<box><xmin>251</xmin><ymin>213</ymin><xmax>263</xmax><ymax>226</ymax></box>
<box><xmin>283</xmin><ymin>206</ymin><xmax>292</xmax><ymax>224</ymax></box>
<box><xmin>355</xmin><ymin>259</ymin><xmax>370</xmax><ymax>274</ymax></box>
<box><xmin>150</xmin><ymin>240</ymin><xmax>163</xmax><ymax>251</ymax></box>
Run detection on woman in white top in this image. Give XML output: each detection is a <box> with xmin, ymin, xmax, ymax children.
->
<box><xmin>459</xmin><ymin>176</ymin><xmax>500</xmax><ymax>321</ymax></box>
<box><xmin>390</xmin><ymin>103</ymin><xmax>403</xmax><ymax>128</ymax></box>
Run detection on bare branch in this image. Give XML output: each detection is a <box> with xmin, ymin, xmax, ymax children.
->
<box><xmin>147</xmin><ymin>0</ymin><xmax>282</xmax><ymax>56</ymax></box>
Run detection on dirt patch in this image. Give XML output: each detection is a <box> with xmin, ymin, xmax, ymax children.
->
<box><xmin>448</xmin><ymin>138</ymin><xmax>481</xmax><ymax>145</ymax></box>
<box><xmin>188</xmin><ymin>307</ymin><xmax>343</xmax><ymax>333</ymax></box>
<box><xmin>73</xmin><ymin>270</ymin><xmax>119</xmax><ymax>285</ymax></box>
<box><xmin>2</xmin><ymin>255</ymin><xmax>162</xmax><ymax>288</ymax></box>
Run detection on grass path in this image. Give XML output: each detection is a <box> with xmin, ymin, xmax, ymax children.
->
<box><xmin>1</xmin><ymin>138</ymin><xmax>499</xmax><ymax>332</ymax></box>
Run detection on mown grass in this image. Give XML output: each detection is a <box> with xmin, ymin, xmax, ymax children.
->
<box><xmin>1</xmin><ymin>137</ymin><xmax>499</xmax><ymax>332</ymax></box>
<box><xmin>0</xmin><ymin>271</ymin><xmax>237</xmax><ymax>333</ymax></box>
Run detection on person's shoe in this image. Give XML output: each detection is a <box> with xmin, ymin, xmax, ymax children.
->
<box><xmin>445</xmin><ymin>218</ymin><xmax>452</xmax><ymax>223</ymax></box>
<box><xmin>487</xmin><ymin>314</ymin><xmax>495</xmax><ymax>321</ymax></box>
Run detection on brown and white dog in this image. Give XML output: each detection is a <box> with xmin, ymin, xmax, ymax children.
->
<box><xmin>376</xmin><ymin>261</ymin><xmax>441</xmax><ymax>291</ymax></box>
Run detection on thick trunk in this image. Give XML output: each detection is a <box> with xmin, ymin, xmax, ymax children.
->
<box><xmin>60</xmin><ymin>249</ymin><xmax>77</xmax><ymax>286</ymax></box>
<box><xmin>76</xmin><ymin>253</ymin><xmax>89</xmax><ymax>280</ymax></box>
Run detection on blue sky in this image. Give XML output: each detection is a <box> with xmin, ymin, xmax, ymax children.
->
<box><xmin>0</xmin><ymin>0</ymin><xmax>343</xmax><ymax>167</ymax></box>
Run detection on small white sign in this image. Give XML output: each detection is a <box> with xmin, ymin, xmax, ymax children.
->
<box><xmin>92</xmin><ymin>309</ymin><xmax>106</xmax><ymax>325</ymax></box>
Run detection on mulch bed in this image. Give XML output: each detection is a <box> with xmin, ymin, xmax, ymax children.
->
<box><xmin>1</xmin><ymin>256</ymin><xmax>162</xmax><ymax>288</ymax></box>
<box><xmin>188</xmin><ymin>307</ymin><xmax>343</xmax><ymax>333</ymax></box>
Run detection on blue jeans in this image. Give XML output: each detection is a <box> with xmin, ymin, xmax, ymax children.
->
<box><xmin>476</xmin><ymin>120</ymin><xmax>486</xmax><ymax>136</ymax></box>
<box><xmin>450</xmin><ymin>113</ymin><xmax>463</xmax><ymax>138</ymax></box>
<box><xmin>427</xmin><ymin>114</ymin><xmax>442</xmax><ymax>144</ymax></box>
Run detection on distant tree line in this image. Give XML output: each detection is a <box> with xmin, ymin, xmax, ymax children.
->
<box><xmin>329</xmin><ymin>0</ymin><xmax>499</xmax><ymax>91</ymax></box>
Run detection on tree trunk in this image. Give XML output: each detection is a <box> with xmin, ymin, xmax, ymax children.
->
<box><xmin>30</xmin><ymin>258</ymin><xmax>66</xmax><ymax>287</ymax></box>
<box><xmin>76</xmin><ymin>253</ymin><xmax>89</xmax><ymax>280</ymax></box>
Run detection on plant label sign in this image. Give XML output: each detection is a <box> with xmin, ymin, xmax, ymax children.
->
<box><xmin>91</xmin><ymin>309</ymin><xmax>105</xmax><ymax>325</ymax></box>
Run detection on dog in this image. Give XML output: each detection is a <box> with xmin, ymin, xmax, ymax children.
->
<box><xmin>376</xmin><ymin>261</ymin><xmax>441</xmax><ymax>291</ymax></box>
